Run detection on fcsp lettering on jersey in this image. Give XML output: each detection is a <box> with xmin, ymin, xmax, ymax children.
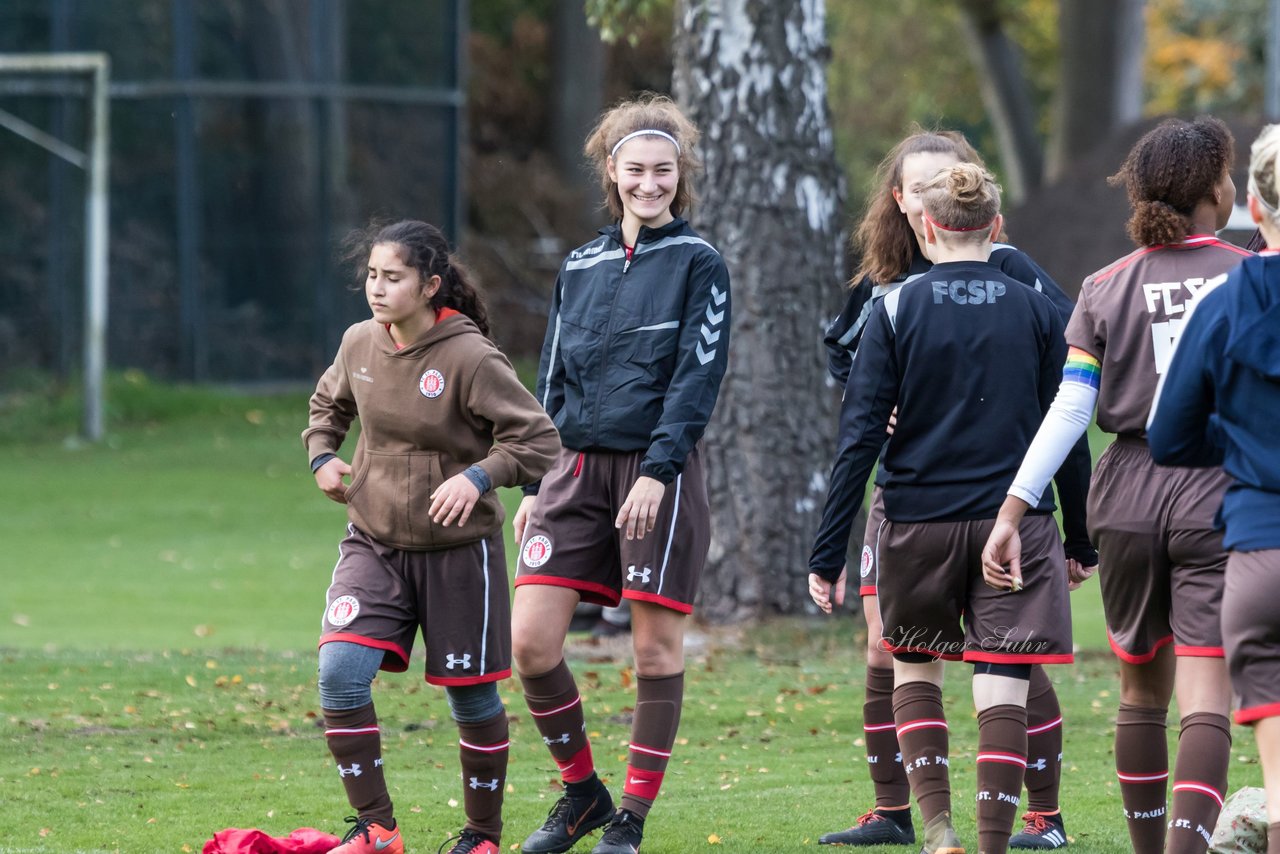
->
<box><xmin>1141</xmin><ymin>275</ymin><xmax>1224</xmax><ymax>315</ymax></box>
<box><xmin>932</xmin><ymin>280</ymin><xmax>1007</xmax><ymax>305</ymax></box>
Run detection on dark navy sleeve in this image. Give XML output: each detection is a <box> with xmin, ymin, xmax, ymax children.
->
<box><xmin>1148</xmin><ymin>295</ymin><xmax>1226</xmax><ymax>467</ymax></box>
<box><xmin>809</xmin><ymin>299</ymin><xmax>900</xmax><ymax>582</ymax></box>
<box><xmin>523</xmin><ymin>270</ymin><xmax>568</xmax><ymax>496</ymax></box>
<box><xmin>994</xmin><ymin>247</ymin><xmax>1075</xmax><ymax>325</ymax></box>
<box><xmin>640</xmin><ymin>250</ymin><xmax>731</xmax><ymax>484</ymax></box>
<box><xmin>822</xmin><ymin>281</ymin><xmax>874</xmax><ymax>385</ymax></box>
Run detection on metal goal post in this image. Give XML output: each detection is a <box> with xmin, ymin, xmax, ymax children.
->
<box><xmin>0</xmin><ymin>53</ymin><xmax>110</xmax><ymax>441</ymax></box>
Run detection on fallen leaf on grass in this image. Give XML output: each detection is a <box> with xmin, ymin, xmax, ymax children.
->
<box><xmin>708</xmin><ymin>834</ymin><xmax>722</xmax><ymax>844</ymax></box>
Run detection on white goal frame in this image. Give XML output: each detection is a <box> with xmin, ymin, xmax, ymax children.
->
<box><xmin>0</xmin><ymin>53</ymin><xmax>110</xmax><ymax>441</ymax></box>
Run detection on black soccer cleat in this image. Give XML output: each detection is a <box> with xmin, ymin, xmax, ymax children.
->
<box><xmin>819</xmin><ymin>808</ymin><xmax>917</xmax><ymax>846</ymax></box>
<box><xmin>589</xmin><ymin>809</ymin><xmax>644</xmax><ymax>854</ymax></box>
<box><xmin>521</xmin><ymin>783</ymin><xmax>615</xmax><ymax>854</ymax></box>
<box><xmin>1009</xmin><ymin>811</ymin><xmax>1068</xmax><ymax>849</ymax></box>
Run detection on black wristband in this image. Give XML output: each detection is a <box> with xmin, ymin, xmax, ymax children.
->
<box><xmin>310</xmin><ymin>453</ymin><xmax>338</xmax><ymax>473</ymax></box>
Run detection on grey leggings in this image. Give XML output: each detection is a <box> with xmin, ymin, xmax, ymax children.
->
<box><xmin>318</xmin><ymin>641</ymin><xmax>503</xmax><ymax>722</ymax></box>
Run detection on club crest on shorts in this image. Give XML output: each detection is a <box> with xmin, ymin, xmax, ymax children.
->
<box><xmin>327</xmin><ymin>595</ymin><xmax>360</xmax><ymax>627</ymax></box>
<box><xmin>418</xmin><ymin>369</ymin><xmax>445</xmax><ymax>398</ymax></box>
<box><xmin>860</xmin><ymin>545</ymin><xmax>874</xmax><ymax>578</ymax></box>
<box><xmin>522</xmin><ymin>535</ymin><xmax>553</xmax><ymax>568</ymax></box>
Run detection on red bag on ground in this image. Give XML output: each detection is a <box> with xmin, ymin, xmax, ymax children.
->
<box><xmin>202</xmin><ymin>827</ymin><xmax>341</xmax><ymax>854</ymax></box>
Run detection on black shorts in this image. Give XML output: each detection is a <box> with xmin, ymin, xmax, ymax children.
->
<box><xmin>876</xmin><ymin>514</ymin><xmax>1073</xmax><ymax>664</ymax></box>
<box><xmin>515</xmin><ymin>447</ymin><xmax>710</xmax><ymax>614</ymax></box>
<box><xmin>319</xmin><ymin>525</ymin><xmax>511</xmax><ymax>686</ymax></box>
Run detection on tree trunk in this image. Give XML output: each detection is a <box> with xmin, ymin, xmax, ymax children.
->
<box><xmin>956</xmin><ymin>0</ymin><xmax>1044</xmax><ymax>204</ymax></box>
<box><xmin>551</xmin><ymin>0</ymin><xmax>605</xmax><ymax>230</ymax></box>
<box><xmin>673</xmin><ymin>0</ymin><xmax>845</xmax><ymax>621</ymax></box>
<box><xmin>1049</xmin><ymin>0</ymin><xmax>1145</xmax><ymax>178</ymax></box>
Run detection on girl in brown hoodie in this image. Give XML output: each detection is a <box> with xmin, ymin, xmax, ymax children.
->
<box><xmin>302</xmin><ymin>220</ymin><xmax>560</xmax><ymax>854</ymax></box>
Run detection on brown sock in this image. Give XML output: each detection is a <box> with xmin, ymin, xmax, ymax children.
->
<box><xmin>1024</xmin><ymin>666</ymin><xmax>1063</xmax><ymax>813</ymax></box>
<box><xmin>324</xmin><ymin>703</ymin><xmax>393</xmax><ymax>826</ymax></box>
<box><xmin>865</xmin><ymin>666</ymin><xmax>911</xmax><ymax>809</ymax></box>
<box><xmin>1269</xmin><ymin>821</ymin><xmax>1280</xmax><ymax>854</ymax></box>
<box><xmin>976</xmin><ymin>704</ymin><xmax>1028</xmax><ymax>854</ymax></box>
<box><xmin>457</xmin><ymin>711</ymin><xmax>509</xmax><ymax>844</ymax></box>
<box><xmin>521</xmin><ymin>659</ymin><xmax>595</xmax><ymax>783</ymax></box>
<box><xmin>1115</xmin><ymin>703</ymin><xmax>1169</xmax><ymax>854</ymax></box>
<box><xmin>893</xmin><ymin>681</ymin><xmax>951</xmax><ymax>825</ymax></box>
<box><xmin>1167</xmin><ymin>712</ymin><xmax>1231</xmax><ymax>854</ymax></box>
<box><xmin>620</xmin><ymin>672</ymin><xmax>684</xmax><ymax>818</ymax></box>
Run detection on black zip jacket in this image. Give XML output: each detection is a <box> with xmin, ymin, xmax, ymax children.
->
<box><xmin>525</xmin><ymin>217</ymin><xmax>731</xmax><ymax>492</ymax></box>
<box><xmin>822</xmin><ymin>243</ymin><xmax>1096</xmax><ymax>566</ymax></box>
<box><xmin>811</xmin><ymin>260</ymin><xmax>1086</xmax><ymax>581</ymax></box>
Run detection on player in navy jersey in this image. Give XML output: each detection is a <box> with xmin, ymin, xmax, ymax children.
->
<box><xmin>811</xmin><ymin>163</ymin><xmax>1085</xmax><ymax>854</ymax></box>
<box><xmin>1149</xmin><ymin>123</ymin><xmax>1280</xmax><ymax>854</ymax></box>
<box><xmin>984</xmin><ymin>116</ymin><xmax>1249</xmax><ymax>854</ymax></box>
<box><xmin>817</xmin><ymin>130</ymin><xmax>1092</xmax><ymax>850</ymax></box>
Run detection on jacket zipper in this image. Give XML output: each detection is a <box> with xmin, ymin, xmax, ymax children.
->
<box><xmin>590</xmin><ymin>237</ymin><xmax>633</xmax><ymax>446</ymax></box>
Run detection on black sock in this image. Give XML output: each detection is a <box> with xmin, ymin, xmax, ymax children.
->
<box><xmin>564</xmin><ymin>772</ymin><xmax>602</xmax><ymax>799</ymax></box>
<box><xmin>874</xmin><ymin>806</ymin><xmax>912</xmax><ymax>828</ymax></box>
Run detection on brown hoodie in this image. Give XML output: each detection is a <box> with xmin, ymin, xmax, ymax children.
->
<box><xmin>303</xmin><ymin>314</ymin><xmax>560</xmax><ymax>550</ymax></box>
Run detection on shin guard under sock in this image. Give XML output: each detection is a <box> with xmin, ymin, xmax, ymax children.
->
<box><xmin>865</xmin><ymin>665</ymin><xmax>911</xmax><ymax>809</ymax></box>
<box><xmin>457</xmin><ymin>711</ymin><xmax>509</xmax><ymax>843</ymax></box>
<box><xmin>893</xmin><ymin>681</ymin><xmax>951</xmax><ymax>825</ymax></box>
<box><xmin>521</xmin><ymin>659</ymin><xmax>595</xmax><ymax>784</ymax></box>
<box><xmin>1167</xmin><ymin>712</ymin><xmax>1231</xmax><ymax>854</ymax></box>
<box><xmin>976</xmin><ymin>704</ymin><xmax>1028</xmax><ymax>854</ymax></box>
<box><xmin>1115</xmin><ymin>703</ymin><xmax>1169</xmax><ymax>854</ymax></box>
<box><xmin>620</xmin><ymin>672</ymin><xmax>684</xmax><ymax>819</ymax></box>
<box><xmin>324</xmin><ymin>703</ymin><xmax>393</xmax><ymax>826</ymax></box>
<box><xmin>1024</xmin><ymin>666</ymin><xmax>1063</xmax><ymax>813</ymax></box>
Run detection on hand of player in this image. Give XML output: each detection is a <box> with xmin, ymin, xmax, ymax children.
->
<box><xmin>513</xmin><ymin>495</ymin><xmax>536</xmax><ymax>545</ymax></box>
<box><xmin>616</xmin><ymin>476</ymin><xmax>666</xmax><ymax>541</ymax></box>
<box><xmin>314</xmin><ymin>457</ymin><xmax>352</xmax><ymax>504</ymax></box>
<box><xmin>1066</xmin><ymin>557</ymin><xmax>1098</xmax><ymax>591</ymax></box>
<box><xmin>430</xmin><ymin>474</ymin><xmax>481</xmax><ymax>527</ymax></box>
<box><xmin>981</xmin><ymin>518</ymin><xmax>1023</xmax><ymax>591</ymax></box>
<box><xmin>809</xmin><ymin>568</ymin><xmax>846</xmax><ymax>615</ymax></box>
<box><xmin>886</xmin><ymin>406</ymin><xmax>899</xmax><ymax>437</ymax></box>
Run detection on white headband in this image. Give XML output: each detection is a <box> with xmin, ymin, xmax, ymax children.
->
<box><xmin>1250</xmin><ymin>172</ymin><xmax>1279</xmax><ymax>214</ymax></box>
<box><xmin>610</xmin><ymin>129</ymin><xmax>681</xmax><ymax>159</ymax></box>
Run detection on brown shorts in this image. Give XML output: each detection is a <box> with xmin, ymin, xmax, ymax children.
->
<box><xmin>514</xmin><ymin>447</ymin><xmax>711</xmax><ymax>614</ymax></box>
<box><xmin>1222</xmin><ymin>549</ymin><xmax>1280</xmax><ymax>724</ymax></box>
<box><xmin>876</xmin><ymin>514</ymin><xmax>1073</xmax><ymax>664</ymax></box>
<box><xmin>855</xmin><ymin>487</ymin><xmax>886</xmax><ymax>597</ymax></box>
<box><xmin>319</xmin><ymin>525</ymin><xmax>511</xmax><ymax>686</ymax></box>
<box><xmin>1088</xmin><ymin>437</ymin><xmax>1230</xmax><ymax>663</ymax></box>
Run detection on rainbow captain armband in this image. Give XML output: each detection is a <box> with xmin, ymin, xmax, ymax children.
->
<box><xmin>1061</xmin><ymin>347</ymin><xmax>1101</xmax><ymax>390</ymax></box>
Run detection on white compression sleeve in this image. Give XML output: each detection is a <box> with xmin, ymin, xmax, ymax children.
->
<box><xmin>1007</xmin><ymin>381</ymin><xmax>1099</xmax><ymax>506</ymax></box>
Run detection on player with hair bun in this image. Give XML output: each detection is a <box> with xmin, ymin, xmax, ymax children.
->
<box><xmin>811</xmin><ymin>162</ymin><xmax>1084</xmax><ymax>854</ymax></box>
<box><xmin>984</xmin><ymin>116</ymin><xmax>1251</xmax><ymax>854</ymax></box>
<box><xmin>1149</xmin><ymin>123</ymin><xmax>1280</xmax><ymax>854</ymax></box>
<box><xmin>510</xmin><ymin>94</ymin><xmax>730</xmax><ymax>854</ymax></box>
<box><xmin>818</xmin><ymin>129</ymin><xmax>1092</xmax><ymax>850</ymax></box>
<box><xmin>304</xmin><ymin>220</ymin><xmax>560</xmax><ymax>854</ymax></box>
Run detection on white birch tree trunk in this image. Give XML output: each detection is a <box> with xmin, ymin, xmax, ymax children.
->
<box><xmin>673</xmin><ymin>0</ymin><xmax>845</xmax><ymax>620</ymax></box>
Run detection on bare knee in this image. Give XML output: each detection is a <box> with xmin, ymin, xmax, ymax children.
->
<box><xmin>511</xmin><ymin>588</ymin><xmax>575</xmax><ymax>676</ymax></box>
<box><xmin>864</xmin><ymin>598</ymin><xmax>893</xmax><ymax>668</ymax></box>
<box><xmin>1119</xmin><ymin>654</ymin><xmax>1175</xmax><ymax>709</ymax></box>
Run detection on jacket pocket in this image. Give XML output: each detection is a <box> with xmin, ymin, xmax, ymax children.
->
<box><xmin>346</xmin><ymin>450</ymin><xmax>439</xmax><ymax>550</ymax></box>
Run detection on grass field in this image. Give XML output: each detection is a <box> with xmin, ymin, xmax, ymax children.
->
<box><xmin>0</xmin><ymin>377</ymin><xmax>1264</xmax><ymax>852</ymax></box>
